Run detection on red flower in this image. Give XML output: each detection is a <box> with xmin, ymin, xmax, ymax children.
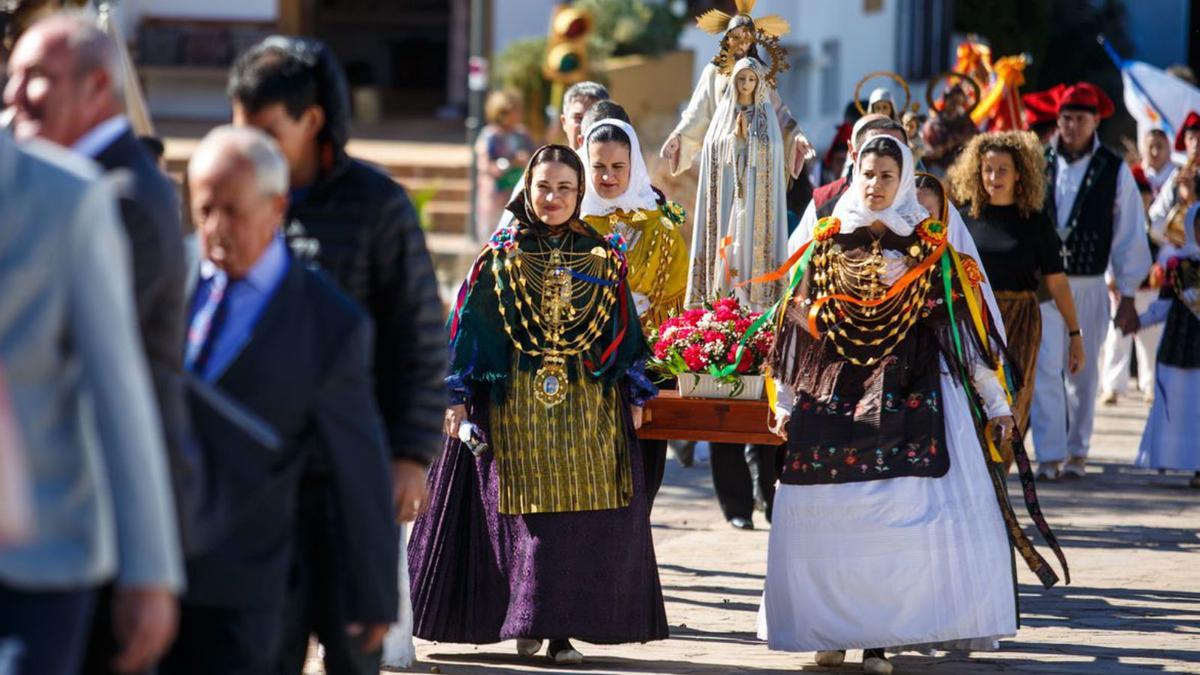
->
<box><xmin>714</xmin><ymin>307</ymin><xmax>737</xmax><ymax>322</ymax></box>
<box><xmin>845</xmin><ymin>454</ymin><xmax>858</xmax><ymax>465</ymax></box>
<box><xmin>714</xmin><ymin>297</ymin><xmax>740</xmax><ymax>312</ymax></box>
<box><xmin>683</xmin><ymin>308</ymin><xmax>706</xmax><ymax>322</ymax></box>
<box><xmin>703</xmin><ymin>330</ymin><xmax>725</xmax><ymax>344</ymax></box>
<box><xmin>682</xmin><ymin>343</ymin><xmax>708</xmax><ymax>371</ymax></box>
<box><xmin>726</xmin><ymin>343</ymin><xmax>753</xmax><ymax>372</ymax></box>
<box><xmin>734</xmin><ymin>317</ymin><xmax>753</xmax><ymax>333</ymax></box>
<box><xmin>653</xmin><ymin>341</ymin><xmax>670</xmax><ymax>360</ymax></box>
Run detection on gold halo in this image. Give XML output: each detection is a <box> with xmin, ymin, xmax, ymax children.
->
<box><xmin>853</xmin><ymin>71</ymin><xmax>911</xmax><ymax>117</ymax></box>
<box><xmin>925</xmin><ymin>71</ymin><xmax>984</xmax><ymax>114</ymax></box>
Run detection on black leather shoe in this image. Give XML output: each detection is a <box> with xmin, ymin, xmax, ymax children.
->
<box><xmin>729</xmin><ymin>517</ymin><xmax>754</xmax><ymax>530</ymax></box>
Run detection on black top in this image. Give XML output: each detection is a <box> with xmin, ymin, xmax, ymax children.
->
<box><xmin>285</xmin><ymin>156</ymin><xmax>446</xmax><ymax>465</ymax></box>
<box><xmin>961</xmin><ymin>203</ymin><xmax>1065</xmax><ymax>292</ymax></box>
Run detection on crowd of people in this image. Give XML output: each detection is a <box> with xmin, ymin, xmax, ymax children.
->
<box><xmin>1</xmin><ymin>2</ymin><xmax>1198</xmax><ymax>675</ymax></box>
<box><xmin>0</xmin><ymin>11</ymin><xmax>442</xmax><ymax>675</ymax></box>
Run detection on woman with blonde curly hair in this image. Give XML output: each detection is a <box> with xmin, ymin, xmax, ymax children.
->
<box><xmin>949</xmin><ymin>131</ymin><xmax>1085</xmax><ymax>466</ymax></box>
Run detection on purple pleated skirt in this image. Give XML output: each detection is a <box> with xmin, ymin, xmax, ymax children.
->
<box><xmin>407</xmin><ymin>392</ymin><xmax>669</xmax><ymax>645</ymax></box>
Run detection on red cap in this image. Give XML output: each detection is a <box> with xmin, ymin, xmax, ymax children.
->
<box><xmin>1023</xmin><ymin>84</ymin><xmax>1066</xmax><ymax>127</ymax></box>
<box><xmin>824</xmin><ymin>122</ymin><xmax>852</xmax><ymax>167</ymax></box>
<box><xmin>1174</xmin><ymin>111</ymin><xmax>1200</xmax><ymax>151</ymax></box>
<box><xmin>1056</xmin><ymin>82</ymin><xmax>1115</xmax><ymax>119</ymax></box>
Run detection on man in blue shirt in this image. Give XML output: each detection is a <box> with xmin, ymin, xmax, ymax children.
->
<box><xmin>161</xmin><ymin>126</ymin><xmax>397</xmax><ymax>675</ymax></box>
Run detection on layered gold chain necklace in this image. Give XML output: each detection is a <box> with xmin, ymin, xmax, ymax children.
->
<box><xmin>809</xmin><ymin>232</ymin><xmax>938</xmax><ymax>367</ymax></box>
<box><xmin>494</xmin><ymin>232</ymin><xmax>619</xmax><ymax>407</ymax></box>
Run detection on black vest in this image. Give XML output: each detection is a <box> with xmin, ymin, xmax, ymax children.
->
<box><xmin>1044</xmin><ymin>143</ymin><xmax>1122</xmax><ymax>276</ymax></box>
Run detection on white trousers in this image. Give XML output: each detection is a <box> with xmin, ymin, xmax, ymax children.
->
<box><xmin>1030</xmin><ymin>276</ymin><xmax>1111</xmax><ymax>462</ymax></box>
<box><xmin>1101</xmin><ymin>288</ymin><xmax>1162</xmax><ymax>394</ymax></box>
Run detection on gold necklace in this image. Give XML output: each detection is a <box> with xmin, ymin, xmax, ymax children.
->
<box><xmin>493</xmin><ymin>232</ymin><xmax>619</xmax><ymax>407</ymax></box>
<box><xmin>809</xmin><ymin>235</ymin><xmax>938</xmax><ymax>366</ymax></box>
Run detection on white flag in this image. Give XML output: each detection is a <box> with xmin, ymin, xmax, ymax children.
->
<box><xmin>1121</xmin><ymin>60</ymin><xmax>1200</xmax><ymax>145</ymax></box>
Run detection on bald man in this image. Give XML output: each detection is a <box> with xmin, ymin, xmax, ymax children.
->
<box><xmin>160</xmin><ymin>127</ymin><xmax>397</xmax><ymax>675</ymax></box>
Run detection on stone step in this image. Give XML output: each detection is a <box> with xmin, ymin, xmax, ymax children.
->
<box><xmin>424</xmin><ymin>200</ymin><xmax>470</xmax><ymax>235</ymax></box>
<box><xmin>164</xmin><ymin>138</ymin><xmax>470</xmax><ymax>182</ymax></box>
<box><xmin>398</xmin><ymin>176</ymin><xmax>470</xmax><ymax>203</ymax></box>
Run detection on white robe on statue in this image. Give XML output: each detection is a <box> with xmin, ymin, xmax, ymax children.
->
<box><xmin>760</xmin><ymin>137</ymin><xmax>1016</xmax><ymax>652</ymax></box>
<box><xmin>676</xmin><ymin>57</ymin><xmax>788</xmax><ymax>312</ymax></box>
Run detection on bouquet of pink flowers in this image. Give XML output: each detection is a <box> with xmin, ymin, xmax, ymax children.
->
<box><xmin>648</xmin><ymin>296</ymin><xmax>775</xmax><ymax>384</ymax></box>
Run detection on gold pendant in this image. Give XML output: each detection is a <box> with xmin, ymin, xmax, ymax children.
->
<box><xmin>533</xmin><ymin>356</ymin><xmax>569</xmax><ymax>408</ymax></box>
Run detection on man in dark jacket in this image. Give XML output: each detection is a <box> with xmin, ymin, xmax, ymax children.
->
<box><xmin>162</xmin><ymin>125</ymin><xmax>397</xmax><ymax>675</ymax></box>
<box><xmin>5</xmin><ymin>14</ymin><xmax>191</xmax><ymax>674</ymax></box>
<box><xmin>228</xmin><ymin>36</ymin><xmax>445</xmax><ymax>675</ymax></box>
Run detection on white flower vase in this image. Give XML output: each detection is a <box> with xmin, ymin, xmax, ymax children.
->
<box><xmin>677</xmin><ymin>373</ymin><xmax>765</xmax><ymax>400</ymax></box>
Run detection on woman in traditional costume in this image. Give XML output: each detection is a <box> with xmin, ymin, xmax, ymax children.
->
<box><xmin>685</xmin><ymin>56</ymin><xmax>788</xmax><ymax>312</ymax></box>
<box><xmin>580</xmin><ymin>116</ymin><xmax>689</xmax><ymax>503</ymax></box>
<box><xmin>759</xmin><ymin>136</ymin><xmax>1068</xmax><ymax>674</ymax></box>
<box><xmin>948</xmin><ymin>131</ymin><xmax>1085</xmax><ymax>455</ymax></box>
<box><xmin>407</xmin><ymin>145</ymin><xmax>668</xmax><ymax>665</ymax></box>
<box><xmin>581</xmin><ymin>118</ymin><xmax>689</xmax><ymax>330</ymax></box>
<box><xmin>1136</xmin><ymin>204</ymin><xmax>1200</xmax><ymax>487</ymax></box>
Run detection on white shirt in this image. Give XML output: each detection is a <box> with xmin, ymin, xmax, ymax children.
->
<box><xmin>1144</xmin><ymin>160</ymin><xmax>1178</xmax><ymax>198</ymax></box>
<box><xmin>1148</xmin><ymin>161</ymin><xmax>1184</xmax><ymax>243</ymax></box>
<box><xmin>1052</xmin><ymin>134</ymin><xmax>1151</xmax><ymax>296</ymax></box>
<box><xmin>71</xmin><ymin>115</ymin><xmax>130</xmax><ymax>160</ymax></box>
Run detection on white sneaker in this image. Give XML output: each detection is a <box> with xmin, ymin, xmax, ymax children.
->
<box><xmin>863</xmin><ymin>656</ymin><xmax>893</xmax><ymax>674</ymax></box>
<box><xmin>815</xmin><ymin>650</ymin><xmax>846</xmax><ymax>666</ymax></box>
<box><xmin>1036</xmin><ymin>462</ymin><xmax>1061</xmax><ymax>481</ymax></box>
<box><xmin>515</xmin><ymin>638</ymin><xmax>542</xmax><ymax>658</ymax></box>
<box><xmin>551</xmin><ymin>648</ymin><xmax>583</xmax><ymax>665</ymax></box>
<box><xmin>1062</xmin><ymin>457</ymin><xmax>1087</xmax><ymax>479</ymax></box>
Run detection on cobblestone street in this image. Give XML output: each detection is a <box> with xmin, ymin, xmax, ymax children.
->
<box><xmin>402</xmin><ymin>395</ymin><xmax>1200</xmax><ymax>674</ymax></box>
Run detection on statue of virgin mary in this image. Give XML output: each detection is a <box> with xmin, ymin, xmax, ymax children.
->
<box><xmin>686</xmin><ymin>56</ymin><xmax>788</xmax><ymax>312</ymax></box>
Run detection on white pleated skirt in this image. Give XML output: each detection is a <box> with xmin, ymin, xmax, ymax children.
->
<box><xmin>1137</xmin><ymin>363</ymin><xmax>1200</xmax><ymax>471</ymax></box>
<box><xmin>757</xmin><ymin>367</ymin><xmax>1017</xmax><ymax>652</ymax></box>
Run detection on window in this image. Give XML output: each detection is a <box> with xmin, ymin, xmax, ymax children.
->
<box><xmin>780</xmin><ymin>43</ymin><xmax>813</xmax><ymax>119</ymax></box>
<box><xmin>819</xmin><ymin>40</ymin><xmax>840</xmax><ymax>116</ymax></box>
<box><xmin>895</xmin><ymin>0</ymin><xmax>953</xmax><ymax>81</ymax></box>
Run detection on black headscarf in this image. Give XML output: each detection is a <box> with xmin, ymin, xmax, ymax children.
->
<box><xmin>504</xmin><ymin>144</ymin><xmax>594</xmax><ymax>238</ymax></box>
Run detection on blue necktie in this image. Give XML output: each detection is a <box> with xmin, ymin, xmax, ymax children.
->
<box><xmin>186</xmin><ymin>276</ymin><xmax>234</xmax><ymax>376</ymax></box>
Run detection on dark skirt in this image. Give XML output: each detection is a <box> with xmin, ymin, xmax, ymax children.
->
<box><xmin>407</xmin><ymin>391</ymin><xmax>669</xmax><ymax>645</ymax></box>
<box><xmin>996</xmin><ymin>290</ymin><xmax>1041</xmax><ymax>443</ymax></box>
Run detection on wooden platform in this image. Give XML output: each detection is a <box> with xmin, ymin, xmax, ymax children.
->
<box><xmin>638</xmin><ymin>390</ymin><xmax>782</xmax><ymax>446</ymax></box>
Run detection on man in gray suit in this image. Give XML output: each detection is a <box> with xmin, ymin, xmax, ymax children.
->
<box><xmin>0</xmin><ymin>132</ymin><xmax>183</xmax><ymax>673</ymax></box>
<box><xmin>4</xmin><ymin>14</ymin><xmax>194</xmax><ymax>673</ymax></box>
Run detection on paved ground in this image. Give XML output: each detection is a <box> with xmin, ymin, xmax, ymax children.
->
<box><xmin>389</xmin><ymin>392</ymin><xmax>1198</xmax><ymax>674</ymax></box>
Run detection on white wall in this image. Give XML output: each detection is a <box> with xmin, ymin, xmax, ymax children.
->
<box><xmin>678</xmin><ymin>0</ymin><xmax>898</xmax><ymax>152</ymax></box>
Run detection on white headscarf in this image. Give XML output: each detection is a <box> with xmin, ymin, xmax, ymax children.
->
<box><xmin>832</xmin><ymin>134</ymin><xmax>929</xmax><ymax>236</ymax></box>
<box><xmin>705</xmin><ymin>57</ymin><xmax>782</xmax><ymax>171</ymax></box>
<box><xmin>579</xmin><ymin>118</ymin><xmax>659</xmax><ymax>217</ymax></box>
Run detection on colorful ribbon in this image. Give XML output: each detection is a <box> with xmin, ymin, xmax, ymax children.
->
<box><xmin>807</xmin><ymin>241</ymin><xmax>947</xmax><ymax>339</ymax></box>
